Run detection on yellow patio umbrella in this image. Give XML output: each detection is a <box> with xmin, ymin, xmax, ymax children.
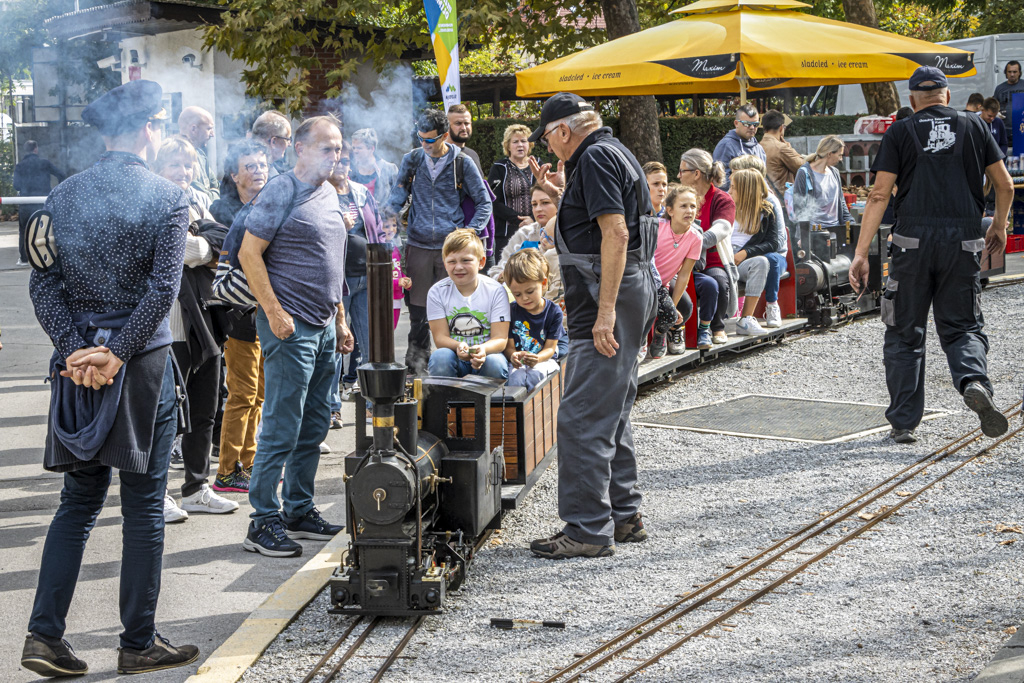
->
<box><xmin>515</xmin><ymin>0</ymin><xmax>975</xmax><ymax>101</ymax></box>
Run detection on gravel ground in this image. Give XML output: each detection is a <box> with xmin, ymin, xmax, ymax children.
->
<box><xmin>244</xmin><ymin>284</ymin><xmax>1024</xmax><ymax>683</ymax></box>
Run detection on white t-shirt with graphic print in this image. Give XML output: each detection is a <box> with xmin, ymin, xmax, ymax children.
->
<box><xmin>426</xmin><ymin>274</ymin><xmax>511</xmax><ymax>347</ymax></box>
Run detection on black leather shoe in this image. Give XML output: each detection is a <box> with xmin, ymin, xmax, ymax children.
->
<box><xmin>963</xmin><ymin>381</ymin><xmax>1009</xmax><ymax>438</ymax></box>
<box><xmin>117</xmin><ymin>634</ymin><xmax>199</xmax><ymax>674</ymax></box>
<box><xmin>21</xmin><ymin>633</ymin><xmax>88</xmax><ymax>677</ymax></box>
<box><xmin>890</xmin><ymin>429</ymin><xmax>917</xmax><ymax>444</ymax></box>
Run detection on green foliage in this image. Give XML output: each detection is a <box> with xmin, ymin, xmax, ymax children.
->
<box><xmin>976</xmin><ymin>0</ymin><xmax>1024</xmax><ymax>35</ymax></box>
<box><xmin>0</xmin><ymin>126</ymin><xmax>14</xmax><ymax>218</ymax></box>
<box><xmin>470</xmin><ymin>115</ymin><xmax>858</xmax><ymax>172</ymax></box>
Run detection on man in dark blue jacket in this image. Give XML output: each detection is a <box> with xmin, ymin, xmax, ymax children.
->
<box><xmin>21</xmin><ymin>80</ymin><xmax>200</xmax><ymax>677</ymax></box>
<box><xmin>13</xmin><ymin>140</ymin><xmax>65</xmax><ymax>266</ymax></box>
<box><xmin>385</xmin><ymin>107</ymin><xmax>492</xmax><ymax>374</ymax></box>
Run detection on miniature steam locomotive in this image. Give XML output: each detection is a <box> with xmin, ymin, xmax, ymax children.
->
<box><xmin>329</xmin><ymin>244</ymin><xmax>558</xmax><ymax>617</ymax></box>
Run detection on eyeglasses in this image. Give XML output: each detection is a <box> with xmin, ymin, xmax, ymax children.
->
<box><xmin>735</xmin><ymin>120</ymin><xmax>760</xmax><ymax>128</ymax></box>
<box><xmin>269</xmin><ymin>135</ymin><xmax>291</xmax><ymax>145</ymax></box>
<box><xmin>540</xmin><ymin>123</ymin><xmax>561</xmax><ymax>150</ymax></box>
<box><xmin>678</xmin><ymin>168</ymin><xmax>696</xmax><ymax>177</ymax></box>
<box><xmin>244</xmin><ymin>161</ymin><xmax>269</xmax><ymax>173</ymax></box>
<box><xmin>417</xmin><ymin>133</ymin><xmax>441</xmax><ymax>144</ymax></box>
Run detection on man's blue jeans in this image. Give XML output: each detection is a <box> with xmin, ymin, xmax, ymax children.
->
<box><xmin>764</xmin><ymin>252</ymin><xmax>787</xmax><ymax>304</ymax></box>
<box><xmin>428</xmin><ymin>348</ymin><xmax>509</xmax><ymax>379</ymax></box>
<box><xmin>28</xmin><ymin>352</ymin><xmax>177</xmax><ymax>650</ymax></box>
<box><xmin>250</xmin><ymin>311</ymin><xmax>336</xmax><ymax>526</ymax></box>
<box><xmin>332</xmin><ymin>276</ymin><xmax>368</xmax><ymax>411</ymax></box>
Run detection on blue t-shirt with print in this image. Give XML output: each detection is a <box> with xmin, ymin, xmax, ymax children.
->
<box><xmin>510</xmin><ymin>300</ymin><xmax>565</xmax><ymax>358</ymax></box>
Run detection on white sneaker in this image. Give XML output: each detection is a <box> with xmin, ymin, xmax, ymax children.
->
<box><xmin>764</xmin><ymin>302</ymin><xmax>782</xmax><ymax>328</ymax></box>
<box><xmin>180</xmin><ymin>483</ymin><xmax>240</xmax><ymax>514</ymax></box>
<box><xmin>163</xmin><ymin>492</ymin><xmax>188</xmax><ymax>523</ymax></box>
<box><xmin>320</xmin><ymin>441</ymin><xmax>332</xmax><ymax>454</ymax></box>
<box><xmin>735</xmin><ymin>316</ymin><xmax>768</xmax><ymax>336</ymax></box>
<box><xmin>637</xmin><ymin>343</ymin><xmax>648</xmax><ymax>364</ymax></box>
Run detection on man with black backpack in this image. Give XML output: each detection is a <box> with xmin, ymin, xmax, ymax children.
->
<box><xmin>384</xmin><ymin>108</ymin><xmax>492</xmax><ymax>375</ymax></box>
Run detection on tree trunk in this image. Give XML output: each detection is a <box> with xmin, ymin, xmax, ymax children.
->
<box><xmin>841</xmin><ymin>0</ymin><xmax>901</xmax><ymax>115</ymax></box>
<box><xmin>600</xmin><ymin>0</ymin><xmax>662</xmax><ymax>163</ymax></box>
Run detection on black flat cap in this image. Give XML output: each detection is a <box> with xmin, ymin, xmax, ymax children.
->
<box><xmin>909</xmin><ymin>66</ymin><xmax>948</xmax><ymax>91</ymax></box>
<box><xmin>528</xmin><ymin>92</ymin><xmax>595</xmax><ymax>142</ymax></box>
<box><xmin>82</xmin><ymin>80</ymin><xmax>168</xmax><ymax>136</ymax></box>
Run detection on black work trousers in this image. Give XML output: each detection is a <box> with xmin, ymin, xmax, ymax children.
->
<box><xmin>172</xmin><ymin>342</ymin><xmax>221</xmax><ymax>497</ymax></box>
<box><xmin>881</xmin><ymin>238</ymin><xmax>991</xmax><ymax>430</ymax></box>
<box><xmin>702</xmin><ymin>267</ymin><xmax>732</xmax><ymax>332</ymax></box>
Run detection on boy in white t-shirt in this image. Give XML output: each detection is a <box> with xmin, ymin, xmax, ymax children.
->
<box><xmin>426</xmin><ymin>229</ymin><xmax>511</xmax><ymax>379</ymax></box>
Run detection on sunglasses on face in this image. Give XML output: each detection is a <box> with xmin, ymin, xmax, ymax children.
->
<box><xmin>417</xmin><ymin>133</ymin><xmax>441</xmax><ymax>144</ymax></box>
<box><xmin>736</xmin><ymin>120</ymin><xmax>760</xmax><ymax>128</ymax></box>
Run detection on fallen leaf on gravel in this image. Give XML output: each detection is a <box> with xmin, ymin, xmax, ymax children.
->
<box><xmin>1004</xmin><ymin>626</ymin><xmax>1018</xmax><ymax>635</ymax></box>
<box><xmin>737</xmin><ymin>499</ymin><xmax>748</xmax><ymax>503</ymax></box>
<box><xmin>896</xmin><ymin>491</ymin><xmax>912</xmax><ymax>497</ymax></box>
<box><xmin>858</xmin><ymin>511</ymin><xmax>876</xmax><ymax>521</ymax></box>
<box><xmin>995</xmin><ymin>524</ymin><xmax>1023</xmax><ymax>534</ymax></box>
<box><xmin>999</xmin><ymin>539</ymin><xmax>1017</xmax><ymax>546</ymax></box>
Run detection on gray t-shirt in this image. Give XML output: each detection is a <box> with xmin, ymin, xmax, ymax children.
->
<box><xmin>245</xmin><ymin>172</ymin><xmax>347</xmax><ymax>327</ymax></box>
<box><xmin>811</xmin><ymin>167</ymin><xmax>840</xmax><ymax>226</ymax></box>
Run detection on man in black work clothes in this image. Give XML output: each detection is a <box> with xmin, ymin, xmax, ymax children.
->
<box><xmin>20</xmin><ymin>80</ymin><xmax>199</xmax><ymax>677</ymax></box>
<box><xmin>850</xmin><ymin>66</ymin><xmax>1014</xmax><ymax>444</ymax></box>
<box><xmin>13</xmin><ymin>140</ymin><xmax>65</xmax><ymax>266</ymax></box>
<box><xmin>526</xmin><ymin>93</ymin><xmax>657</xmax><ymax>560</ymax></box>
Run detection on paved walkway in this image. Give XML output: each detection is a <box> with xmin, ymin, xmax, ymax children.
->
<box><xmin>0</xmin><ymin>221</ymin><xmax>401</xmax><ymax>682</ymax></box>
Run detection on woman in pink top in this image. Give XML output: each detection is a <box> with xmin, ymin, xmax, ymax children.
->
<box><xmin>650</xmin><ymin>184</ymin><xmax>703</xmax><ymax>358</ymax></box>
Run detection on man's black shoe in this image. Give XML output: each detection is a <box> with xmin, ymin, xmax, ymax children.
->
<box><xmin>963</xmin><ymin>381</ymin><xmax>1008</xmax><ymax>438</ymax></box>
<box><xmin>285</xmin><ymin>507</ymin><xmax>344</xmax><ymax>541</ymax></box>
<box><xmin>117</xmin><ymin>634</ymin><xmax>199</xmax><ymax>674</ymax></box>
<box><xmin>889</xmin><ymin>429</ymin><xmax>917</xmax><ymax>444</ymax></box>
<box><xmin>21</xmin><ymin>633</ymin><xmax>89</xmax><ymax>677</ymax></box>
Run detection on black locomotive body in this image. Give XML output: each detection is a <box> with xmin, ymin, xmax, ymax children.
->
<box><xmin>329</xmin><ymin>243</ymin><xmax>546</xmax><ymax>617</ymax></box>
<box><xmin>794</xmin><ymin>221</ymin><xmax>892</xmax><ymax>327</ymax></box>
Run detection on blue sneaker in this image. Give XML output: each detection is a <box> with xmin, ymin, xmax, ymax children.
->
<box><xmin>284</xmin><ymin>507</ymin><xmax>344</xmax><ymax>540</ymax></box>
<box><xmin>243</xmin><ymin>518</ymin><xmax>302</xmax><ymax>557</ymax></box>
<box><xmin>697</xmin><ymin>327</ymin><xmax>713</xmax><ymax>350</ymax></box>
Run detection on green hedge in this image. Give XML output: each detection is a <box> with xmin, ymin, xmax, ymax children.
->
<box><xmin>471</xmin><ymin>115</ymin><xmax>859</xmax><ymax>172</ymax></box>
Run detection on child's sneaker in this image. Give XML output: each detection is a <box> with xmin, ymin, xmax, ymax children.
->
<box><xmin>735</xmin><ymin>316</ymin><xmax>767</xmax><ymax>336</ymax></box>
<box><xmin>668</xmin><ymin>327</ymin><xmax>686</xmax><ymax>354</ymax></box>
<box><xmin>637</xmin><ymin>342</ymin><xmax>648</xmax><ymax>364</ymax></box>
<box><xmin>697</xmin><ymin>327</ymin><xmax>713</xmax><ymax>350</ymax></box>
<box><xmin>764</xmin><ymin>302</ymin><xmax>782</xmax><ymax>328</ymax></box>
<box><xmin>650</xmin><ymin>333</ymin><xmax>667</xmax><ymax>359</ymax></box>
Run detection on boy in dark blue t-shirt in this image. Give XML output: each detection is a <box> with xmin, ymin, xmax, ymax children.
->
<box><xmin>503</xmin><ymin>249</ymin><xmax>565</xmax><ymax>390</ymax></box>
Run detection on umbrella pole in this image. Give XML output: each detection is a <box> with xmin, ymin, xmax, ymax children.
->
<box><xmin>738</xmin><ymin>61</ymin><xmax>749</xmax><ymax>105</ymax></box>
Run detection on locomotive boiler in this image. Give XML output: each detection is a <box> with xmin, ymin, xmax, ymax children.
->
<box><xmin>329</xmin><ymin>244</ymin><xmax>506</xmax><ymax>617</ymax></box>
<box><xmin>794</xmin><ymin>221</ymin><xmax>891</xmax><ymax>327</ymax></box>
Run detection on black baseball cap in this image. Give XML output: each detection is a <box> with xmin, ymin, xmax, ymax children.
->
<box><xmin>909</xmin><ymin>66</ymin><xmax>948</xmax><ymax>91</ymax></box>
<box><xmin>82</xmin><ymin>80</ymin><xmax>168</xmax><ymax>136</ymax></box>
<box><xmin>527</xmin><ymin>92</ymin><xmax>595</xmax><ymax>143</ymax></box>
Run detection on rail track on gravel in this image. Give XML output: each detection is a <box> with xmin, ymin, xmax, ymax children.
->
<box><xmin>534</xmin><ymin>405</ymin><xmax>1023</xmax><ymax>683</ymax></box>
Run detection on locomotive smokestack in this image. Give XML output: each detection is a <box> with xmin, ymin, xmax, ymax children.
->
<box><xmin>365</xmin><ymin>243</ymin><xmax>395</xmax><ymax>364</ymax></box>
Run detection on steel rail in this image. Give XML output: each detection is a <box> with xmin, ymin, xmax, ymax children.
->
<box><xmin>538</xmin><ymin>404</ymin><xmax>1020</xmax><ymax>683</ymax></box>
<box><xmin>320</xmin><ymin>616</ymin><xmax>381</xmax><ymax>683</ymax></box>
<box><xmin>369</xmin><ymin>616</ymin><xmax>426</xmax><ymax>683</ymax></box>
<box><xmin>614</xmin><ymin>422</ymin><xmax>1023</xmax><ymax>682</ymax></box>
<box><xmin>299</xmin><ymin>616</ymin><xmax>365</xmax><ymax>683</ymax></box>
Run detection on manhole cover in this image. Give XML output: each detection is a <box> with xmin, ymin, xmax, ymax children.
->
<box><xmin>634</xmin><ymin>394</ymin><xmax>943</xmax><ymax>443</ymax></box>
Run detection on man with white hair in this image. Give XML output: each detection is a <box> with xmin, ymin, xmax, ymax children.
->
<box><xmin>178</xmin><ymin>105</ymin><xmax>218</xmax><ymax>200</ymax></box>
<box><xmin>525</xmin><ymin>93</ymin><xmax>657</xmax><ymax>560</ymax></box>
<box><xmin>850</xmin><ymin>66</ymin><xmax>1013</xmax><ymax>445</ymax></box>
<box><xmin>251</xmin><ymin>110</ymin><xmax>292</xmax><ymax>178</ymax></box>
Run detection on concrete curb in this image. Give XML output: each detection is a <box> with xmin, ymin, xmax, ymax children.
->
<box><xmin>974</xmin><ymin>628</ymin><xmax>1024</xmax><ymax>683</ymax></box>
<box><xmin>186</xmin><ymin>533</ymin><xmax>347</xmax><ymax>683</ymax></box>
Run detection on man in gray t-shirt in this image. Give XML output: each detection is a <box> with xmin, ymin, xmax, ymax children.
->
<box><xmin>238</xmin><ymin>116</ymin><xmax>355</xmax><ymax>558</ymax></box>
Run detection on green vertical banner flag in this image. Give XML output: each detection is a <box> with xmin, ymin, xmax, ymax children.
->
<box><xmin>424</xmin><ymin>0</ymin><xmax>460</xmax><ymax>112</ymax></box>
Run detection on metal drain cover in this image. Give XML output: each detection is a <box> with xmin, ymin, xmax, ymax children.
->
<box><xmin>634</xmin><ymin>394</ymin><xmax>943</xmax><ymax>443</ymax></box>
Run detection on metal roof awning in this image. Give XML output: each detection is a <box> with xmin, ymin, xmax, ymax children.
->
<box><xmin>45</xmin><ymin>0</ymin><xmax>223</xmax><ymax>40</ymax></box>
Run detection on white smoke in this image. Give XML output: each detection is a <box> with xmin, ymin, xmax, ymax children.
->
<box><xmin>337</xmin><ymin>63</ymin><xmax>419</xmax><ymax>166</ymax></box>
